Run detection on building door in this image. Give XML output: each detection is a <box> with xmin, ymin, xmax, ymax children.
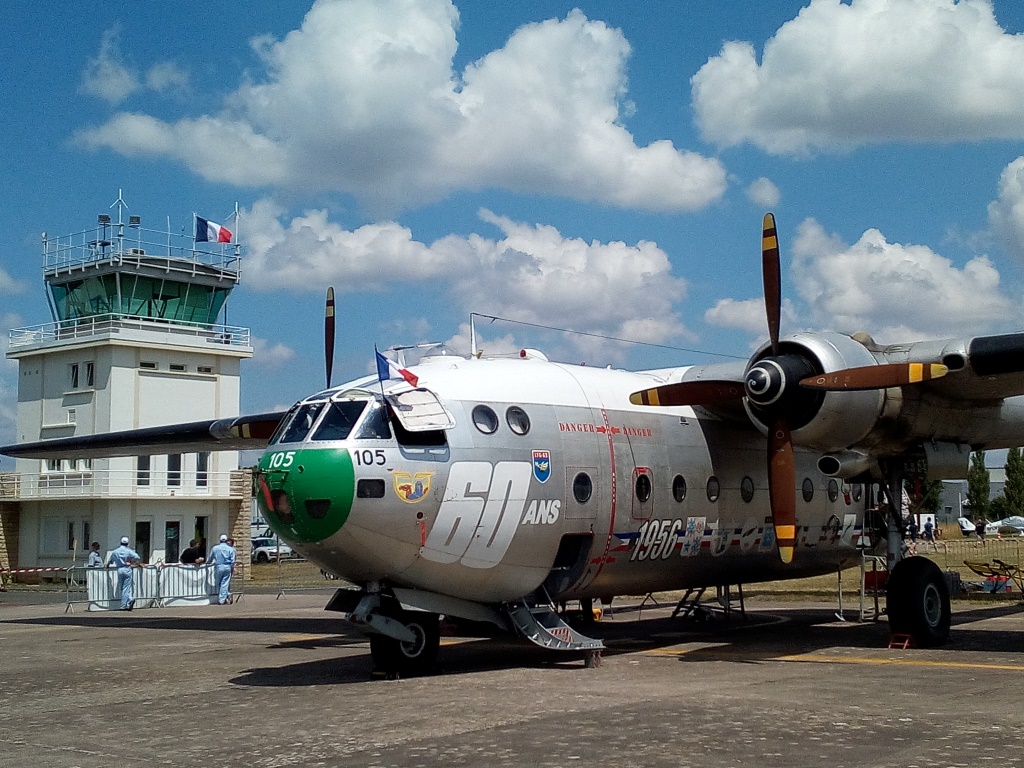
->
<box><xmin>194</xmin><ymin>516</ymin><xmax>208</xmax><ymax>556</ymax></box>
<box><xmin>134</xmin><ymin>520</ymin><xmax>152</xmax><ymax>563</ymax></box>
<box><xmin>164</xmin><ymin>521</ymin><xmax>181</xmax><ymax>563</ymax></box>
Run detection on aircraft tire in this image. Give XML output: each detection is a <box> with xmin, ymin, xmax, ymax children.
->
<box><xmin>887</xmin><ymin>556</ymin><xmax>950</xmax><ymax>647</ymax></box>
<box><xmin>369</xmin><ymin>611</ymin><xmax>441</xmax><ymax>676</ymax></box>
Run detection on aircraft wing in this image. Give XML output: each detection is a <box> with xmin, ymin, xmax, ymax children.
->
<box><xmin>915</xmin><ymin>333</ymin><xmax>1024</xmax><ymax>402</ymax></box>
<box><xmin>0</xmin><ymin>412</ymin><xmax>285</xmax><ymax>460</ymax></box>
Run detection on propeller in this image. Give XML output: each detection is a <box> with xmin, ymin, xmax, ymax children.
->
<box><xmin>325</xmin><ymin>286</ymin><xmax>336</xmax><ymax>389</ymax></box>
<box><xmin>628</xmin><ymin>214</ymin><xmax>952</xmax><ymax>564</ymax></box>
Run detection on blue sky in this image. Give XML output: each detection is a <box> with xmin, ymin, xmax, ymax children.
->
<box><xmin>4</xmin><ymin>0</ymin><xmax>1024</xmax><ymax>465</ymax></box>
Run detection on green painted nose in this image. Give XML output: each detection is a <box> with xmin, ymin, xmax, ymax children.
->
<box><xmin>256</xmin><ymin>447</ymin><xmax>355</xmax><ymax>543</ymax></box>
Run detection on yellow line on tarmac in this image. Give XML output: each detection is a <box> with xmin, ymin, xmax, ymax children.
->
<box><xmin>643</xmin><ymin>648</ymin><xmax>1024</xmax><ymax>672</ymax></box>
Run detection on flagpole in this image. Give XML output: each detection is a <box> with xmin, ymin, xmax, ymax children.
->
<box><xmin>375</xmin><ymin>345</ymin><xmax>395</xmax><ymax>433</ymax></box>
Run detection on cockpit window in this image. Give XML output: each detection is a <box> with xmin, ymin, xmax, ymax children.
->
<box><xmin>277</xmin><ymin>402</ymin><xmax>326</xmax><ymax>444</ymax></box>
<box><xmin>312</xmin><ymin>400</ymin><xmax>368</xmax><ymax>441</ymax></box>
<box><xmin>356</xmin><ymin>401</ymin><xmax>392</xmax><ymax>440</ymax></box>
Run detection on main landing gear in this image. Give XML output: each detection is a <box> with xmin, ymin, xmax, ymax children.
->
<box><xmin>887</xmin><ymin>554</ymin><xmax>951</xmax><ymax>647</ymax></box>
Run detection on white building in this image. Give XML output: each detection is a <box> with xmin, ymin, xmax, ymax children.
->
<box><xmin>0</xmin><ymin>201</ymin><xmax>253</xmax><ymax>571</ymax></box>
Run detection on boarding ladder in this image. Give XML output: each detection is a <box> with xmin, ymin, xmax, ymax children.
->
<box><xmin>505</xmin><ymin>589</ymin><xmax>604</xmax><ymax>653</ymax></box>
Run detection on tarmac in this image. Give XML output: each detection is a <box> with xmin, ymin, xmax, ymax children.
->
<box><xmin>2</xmin><ymin>590</ymin><xmax>1024</xmax><ymax>768</ymax></box>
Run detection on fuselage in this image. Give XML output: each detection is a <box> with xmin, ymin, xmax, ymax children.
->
<box><xmin>255</xmin><ymin>353</ymin><xmax>868</xmax><ymax>604</ymax></box>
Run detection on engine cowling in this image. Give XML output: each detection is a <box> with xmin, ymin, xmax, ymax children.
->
<box><xmin>743</xmin><ymin>331</ymin><xmax>885</xmax><ymax>453</ymax></box>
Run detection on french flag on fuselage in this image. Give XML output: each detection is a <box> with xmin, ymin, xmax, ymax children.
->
<box><xmin>375</xmin><ymin>346</ymin><xmax>419</xmax><ymax>387</ymax></box>
<box><xmin>195</xmin><ymin>216</ymin><xmax>233</xmax><ymax>243</ymax></box>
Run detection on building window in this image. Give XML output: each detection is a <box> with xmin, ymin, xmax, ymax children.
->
<box><xmin>140</xmin><ymin>361</ymin><xmax>157</xmax><ymax>370</ymax></box>
<box><xmin>85</xmin><ymin>361</ymin><xmax>95</xmax><ymax>387</ymax></box>
<box><xmin>197</xmin><ymin>366</ymin><xmax>213</xmax><ymax>374</ymax></box>
<box><xmin>196</xmin><ymin>452</ymin><xmax>209</xmax><ymax>487</ymax></box>
<box><xmin>69</xmin><ymin>363</ymin><xmax>79</xmax><ymax>389</ymax></box>
<box><xmin>82</xmin><ymin>521</ymin><xmax>91</xmax><ymax>550</ymax></box>
<box><xmin>67</xmin><ymin>408</ymin><xmax>76</xmax><ymax>424</ymax></box>
<box><xmin>45</xmin><ymin>458</ymin><xmax>61</xmax><ymax>473</ymax></box>
<box><xmin>67</xmin><ymin>521</ymin><xmax>76</xmax><ymax>551</ymax></box>
<box><xmin>168</xmin><ymin>454</ymin><xmax>182</xmax><ymax>487</ymax></box>
<box><xmin>165</xmin><ymin>521</ymin><xmax>181</xmax><ymax>564</ymax></box>
<box><xmin>137</xmin><ymin>455</ymin><xmax>151</xmax><ymax>486</ymax></box>
<box><xmin>170</xmin><ymin>363</ymin><xmax>186</xmax><ymax>372</ymax></box>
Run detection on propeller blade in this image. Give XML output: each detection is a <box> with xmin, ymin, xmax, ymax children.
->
<box><xmin>799</xmin><ymin>362</ymin><xmax>948</xmax><ymax>392</ymax></box>
<box><xmin>630</xmin><ymin>380</ymin><xmax>745</xmax><ymax>407</ymax></box>
<box><xmin>324</xmin><ymin>286</ymin><xmax>336</xmax><ymax>389</ymax></box>
<box><xmin>767</xmin><ymin>415</ymin><xmax>797</xmax><ymax>564</ymax></box>
<box><xmin>762</xmin><ymin>213</ymin><xmax>782</xmax><ymax>356</ymax></box>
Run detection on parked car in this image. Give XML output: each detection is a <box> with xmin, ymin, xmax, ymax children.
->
<box><xmin>251</xmin><ymin>536</ymin><xmax>293</xmax><ymax>563</ymax></box>
<box><xmin>986</xmin><ymin>516</ymin><xmax>1024</xmax><ymax>536</ymax></box>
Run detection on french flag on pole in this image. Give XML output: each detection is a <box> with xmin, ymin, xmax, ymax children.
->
<box><xmin>196</xmin><ymin>216</ymin><xmax>233</xmax><ymax>243</ymax></box>
<box><xmin>375</xmin><ymin>346</ymin><xmax>419</xmax><ymax>387</ymax></box>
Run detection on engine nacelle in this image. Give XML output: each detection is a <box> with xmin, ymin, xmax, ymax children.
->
<box><xmin>744</xmin><ymin>332</ymin><xmax>885</xmax><ymax>453</ymax></box>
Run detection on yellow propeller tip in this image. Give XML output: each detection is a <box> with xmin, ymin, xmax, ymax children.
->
<box><xmin>779</xmin><ymin>546</ymin><xmax>794</xmax><ymax>564</ymax></box>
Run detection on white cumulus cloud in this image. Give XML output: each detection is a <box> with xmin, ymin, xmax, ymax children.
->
<box><xmin>240</xmin><ymin>200</ymin><xmax>689</xmax><ymax>351</ymax></box>
<box><xmin>81</xmin><ymin>27</ymin><xmax>189</xmax><ymax>105</ymax></box>
<box><xmin>76</xmin><ymin>0</ymin><xmax>725</xmax><ymax>214</ymax></box>
<box><xmin>746</xmin><ymin>177</ymin><xmax>780</xmax><ymax>208</ymax></box>
<box><xmin>789</xmin><ymin>217</ymin><xmax>1017</xmax><ymax>341</ymax></box>
<box><xmin>989</xmin><ymin>156</ymin><xmax>1024</xmax><ymax>261</ymax></box>
<box><xmin>692</xmin><ymin>0</ymin><xmax>1024</xmax><ymax>155</ymax></box>
<box><xmin>251</xmin><ymin>337</ymin><xmax>297</xmax><ymax>368</ymax></box>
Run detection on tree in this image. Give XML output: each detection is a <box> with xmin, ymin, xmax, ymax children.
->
<box><xmin>1003</xmin><ymin>447</ymin><xmax>1024</xmax><ymax>517</ymax></box>
<box><xmin>967</xmin><ymin>450</ymin><xmax>991</xmax><ymax>520</ymax></box>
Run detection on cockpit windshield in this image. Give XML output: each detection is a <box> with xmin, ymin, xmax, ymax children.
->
<box><xmin>274</xmin><ymin>402</ymin><xmax>326</xmax><ymax>444</ymax></box>
<box><xmin>311</xmin><ymin>400</ymin><xmax>368</xmax><ymax>441</ymax></box>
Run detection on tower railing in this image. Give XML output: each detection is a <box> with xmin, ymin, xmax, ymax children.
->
<box><xmin>8</xmin><ymin>314</ymin><xmax>250</xmax><ymax>350</ymax></box>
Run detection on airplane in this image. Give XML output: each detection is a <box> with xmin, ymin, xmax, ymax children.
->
<box><xmin>6</xmin><ymin>213</ymin><xmax>1024</xmax><ymax>676</ymax></box>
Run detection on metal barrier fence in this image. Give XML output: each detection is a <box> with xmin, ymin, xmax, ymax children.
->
<box><xmin>64</xmin><ymin>564</ymin><xmax>243</xmax><ymax>611</ymax></box>
<box><xmin>264</xmin><ymin>557</ymin><xmax>349</xmax><ymax>597</ymax></box>
<box><xmin>921</xmin><ymin>536</ymin><xmax>1023</xmax><ymax>590</ymax></box>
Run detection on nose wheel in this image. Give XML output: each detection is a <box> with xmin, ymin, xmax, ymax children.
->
<box><xmin>369</xmin><ymin>610</ymin><xmax>441</xmax><ymax>677</ymax></box>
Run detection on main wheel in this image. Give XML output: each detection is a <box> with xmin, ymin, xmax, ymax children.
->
<box><xmin>255</xmin><ymin>551</ymin><xmax>269</xmax><ymax>563</ymax></box>
<box><xmin>369</xmin><ymin>611</ymin><xmax>441</xmax><ymax>677</ymax></box>
<box><xmin>887</xmin><ymin>557</ymin><xmax>950</xmax><ymax>647</ymax></box>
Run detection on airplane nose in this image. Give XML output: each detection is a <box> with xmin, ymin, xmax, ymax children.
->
<box><xmin>256</xmin><ymin>447</ymin><xmax>354</xmax><ymax>543</ymax></box>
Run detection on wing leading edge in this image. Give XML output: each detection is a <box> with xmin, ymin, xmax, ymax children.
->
<box><xmin>0</xmin><ymin>412</ymin><xmax>285</xmax><ymax>460</ymax></box>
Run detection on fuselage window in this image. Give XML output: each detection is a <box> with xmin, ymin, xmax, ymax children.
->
<box><xmin>635</xmin><ymin>472</ymin><xmax>652</xmax><ymax>502</ymax></box>
<box><xmin>852</xmin><ymin>484</ymin><xmax>863</xmax><ymax>502</ymax></box>
<box><xmin>740</xmin><ymin>476</ymin><xmax>754</xmax><ymax>503</ymax></box>
<box><xmin>802</xmin><ymin>478</ymin><xmax>815</xmax><ymax>503</ymax></box>
<box><xmin>506</xmin><ymin>406</ymin><xmax>531</xmax><ymax>435</ymax></box>
<box><xmin>672</xmin><ymin>475</ymin><xmax>687</xmax><ymax>503</ymax></box>
<box><xmin>706</xmin><ymin>476</ymin><xmax>720</xmax><ymax>502</ymax></box>
<box><xmin>573</xmin><ymin>472</ymin><xmax>593</xmax><ymax>504</ymax></box>
<box><xmin>356</xmin><ymin>401</ymin><xmax>392</xmax><ymax>439</ymax></box>
<box><xmin>827</xmin><ymin>479</ymin><xmax>839</xmax><ymax>502</ymax></box>
<box><xmin>277</xmin><ymin>402</ymin><xmax>326</xmax><ymax>444</ymax></box>
<box><xmin>312</xmin><ymin>400</ymin><xmax>368</xmax><ymax>441</ymax></box>
<box><xmin>472</xmin><ymin>405</ymin><xmax>499</xmax><ymax>434</ymax></box>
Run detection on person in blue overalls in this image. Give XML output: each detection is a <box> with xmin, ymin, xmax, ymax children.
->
<box><xmin>208</xmin><ymin>534</ymin><xmax>236</xmax><ymax>605</ymax></box>
<box><xmin>107</xmin><ymin>536</ymin><xmax>140</xmax><ymax>611</ymax></box>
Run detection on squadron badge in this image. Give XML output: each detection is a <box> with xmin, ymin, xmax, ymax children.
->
<box><xmin>392</xmin><ymin>470</ymin><xmax>434</xmax><ymax>503</ymax></box>
<box><xmin>532</xmin><ymin>450</ymin><xmax>551</xmax><ymax>483</ymax></box>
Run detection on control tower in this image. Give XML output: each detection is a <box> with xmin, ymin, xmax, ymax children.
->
<box><xmin>1</xmin><ymin>194</ymin><xmax>253</xmax><ymax>571</ymax></box>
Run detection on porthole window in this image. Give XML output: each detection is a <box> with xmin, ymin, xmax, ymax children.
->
<box><xmin>802</xmin><ymin>478</ymin><xmax>815</xmax><ymax>503</ymax></box>
<box><xmin>472</xmin><ymin>404</ymin><xmax>499</xmax><ymax>434</ymax></box>
<box><xmin>740</xmin><ymin>476</ymin><xmax>754</xmax><ymax>503</ymax></box>
<box><xmin>852</xmin><ymin>484</ymin><xmax>863</xmax><ymax>502</ymax></box>
<box><xmin>635</xmin><ymin>473</ymin><xmax>652</xmax><ymax>502</ymax></box>
<box><xmin>573</xmin><ymin>472</ymin><xmax>593</xmax><ymax>504</ymax></box>
<box><xmin>506</xmin><ymin>406</ymin><xmax>531</xmax><ymax>435</ymax></box>
<box><xmin>672</xmin><ymin>475</ymin><xmax>687</xmax><ymax>503</ymax></box>
<box><xmin>827</xmin><ymin>479</ymin><xmax>839</xmax><ymax>503</ymax></box>
<box><xmin>706</xmin><ymin>476</ymin><xmax>720</xmax><ymax>503</ymax></box>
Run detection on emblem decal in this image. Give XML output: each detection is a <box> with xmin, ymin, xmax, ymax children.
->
<box><xmin>532</xmin><ymin>450</ymin><xmax>551</xmax><ymax>483</ymax></box>
<box><xmin>392</xmin><ymin>470</ymin><xmax>434</xmax><ymax>503</ymax></box>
